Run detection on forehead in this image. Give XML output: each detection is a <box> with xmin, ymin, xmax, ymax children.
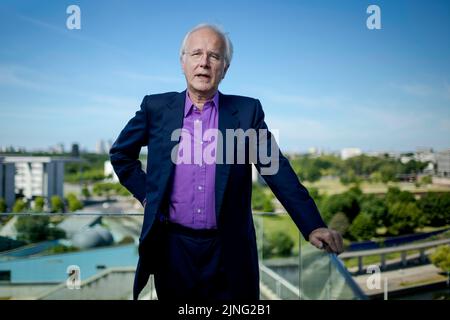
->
<box><xmin>185</xmin><ymin>28</ymin><xmax>225</xmax><ymax>51</ymax></box>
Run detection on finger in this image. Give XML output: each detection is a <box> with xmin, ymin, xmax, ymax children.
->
<box><xmin>309</xmin><ymin>237</ymin><xmax>323</xmax><ymax>250</ymax></box>
<box><xmin>323</xmin><ymin>242</ymin><xmax>333</xmax><ymax>253</ymax></box>
<box><xmin>326</xmin><ymin>232</ymin><xmax>339</xmax><ymax>253</ymax></box>
<box><xmin>336</xmin><ymin>233</ymin><xmax>344</xmax><ymax>254</ymax></box>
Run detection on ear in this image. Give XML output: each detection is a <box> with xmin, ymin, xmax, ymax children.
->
<box><xmin>180</xmin><ymin>56</ymin><xmax>187</xmax><ymax>75</ymax></box>
<box><xmin>222</xmin><ymin>64</ymin><xmax>230</xmax><ymax>79</ymax></box>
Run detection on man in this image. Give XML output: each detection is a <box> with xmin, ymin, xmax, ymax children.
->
<box><xmin>110</xmin><ymin>23</ymin><xmax>343</xmax><ymax>301</ymax></box>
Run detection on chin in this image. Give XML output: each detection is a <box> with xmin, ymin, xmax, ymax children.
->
<box><xmin>193</xmin><ymin>84</ymin><xmax>213</xmax><ymax>92</ymax></box>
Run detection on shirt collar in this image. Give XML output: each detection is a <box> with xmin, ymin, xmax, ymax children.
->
<box><xmin>184</xmin><ymin>90</ymin><xmax>219</xmax><ymax>118</ymax></box>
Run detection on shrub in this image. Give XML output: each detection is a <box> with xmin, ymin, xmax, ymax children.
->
<box><xmin>66</xmin><ymin>193</ymin><xmax>83</xmax><ymax>212</ymax></box>
<box><xmin>263</xmin><ymin>231</ymin><xmax>294</xmax><ymax>258</ymax></box>
<box><xmin>15</xmin><ymin>216</ymin><xmax>66</xmax><ymax>243</ymax></box>
<box><xmin>430</xmin><ymin>245</ymin><xmax>450</xmax><ymax>273</ymax></box>
<box><xmin>34</xmin><ymin>197</ymin><xmax>45</xmax><ymax>212</ymax></box>
<box><xmin>118</xmin><ymin>235</ymin><xmax>136</xmax><ymax>245</ymax></box>
<box><xmin>50</xmin><ymin>195</ymin><xmax>64</xmax><ymax>213</ymax></box>
<box><xmin>12</xmin><ymin>199</ymin><xmax>27</xmax><ymax>213</ymax></box>
<box><xmin>0</xmin><ymin>198</ymin><xmax>6</xmax><ymax>212</ymax></box>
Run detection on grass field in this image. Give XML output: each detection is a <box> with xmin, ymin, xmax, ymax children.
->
<box><xmin>303</xmin><ymin>178</ymin><xmax>450</xmax><ymax>196</ymax></box>
<box><xmin>256</xmin><ymin>214</ymin><xmax>303</xmax><ymax>255</ymax></box>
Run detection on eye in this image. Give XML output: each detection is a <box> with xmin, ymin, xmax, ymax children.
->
<box><xmin>210</xmin><ymin>54</ymin><xmax>221</xmax><ymax>61</ymax></box>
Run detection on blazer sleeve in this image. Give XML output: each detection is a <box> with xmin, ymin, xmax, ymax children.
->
<box><xmin>109</xmin><ymin>96</ymin><xmax>149</xmax><ymax>205</ymax></box>
<box><xmin>252</xmin><ymin>99</ymin><xmax>327</xmax><ymax>240</ymax></box>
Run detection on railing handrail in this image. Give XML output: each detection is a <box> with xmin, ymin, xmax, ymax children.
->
<box><xmin>0</xmin><ymin>212</ymin><xmax>145</xmax><ymax>216</ymax></box>
<box><xmin>329</xmin><ymin>253</ymin><xmax>368</xmax><ymax>299</ymax></box>
<box><xmin>0</xmin><ymin>211</ymin><xmax>283</xmax><ymax>217</ymax></box>
<box><xmin>259</xmin><ymin>264</ymin><xmax>301</xmax><ymax>298</ymax></box>
<box><xmin>340</xmin><ymin>238</ymin><xmax>450</xmax><ymax>258</ymax></box>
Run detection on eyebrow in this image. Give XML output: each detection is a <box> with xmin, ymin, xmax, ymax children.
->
<box><xmin>189</xmin><ymin>48</ymin><xmax>220</xmax><ymax>55</ymax></box>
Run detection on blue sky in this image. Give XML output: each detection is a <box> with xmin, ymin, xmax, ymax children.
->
<box><xmin>0</xmin><ymin>0</ymin><xmax>449</xmax><ymax>153</ymax></box>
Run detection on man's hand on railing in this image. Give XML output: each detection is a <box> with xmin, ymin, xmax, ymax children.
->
<box><xmin>309</xmin><ymin>228</ymin><xmax>344</xmax><ymax>255</ymax></box>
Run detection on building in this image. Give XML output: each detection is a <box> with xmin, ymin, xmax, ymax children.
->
<box><xmin>436</xmin><ymin>149</ymin><xmax>450</xmax><ymax>177</ymax></box>
<box><xmin>415</xmin><ymin>147</ymin><xmax>436</xmax><ymax>163</ymax></box>
<box><xmin>3</xmin><ymin>157</ymin><xmax>75</xmax><ymax>201</ymax></box>
<box><xmin>96</xmin><ymin>140</ymin><xmax>107</xmax><ymax>154</ymax></box>
<box><xmin>340</xmin><ymin>148</ymin><xmax>362</xmax><ymax>160</ymax></box>
<box><xmin>71</xmin><ymin>143</ymin><xmax>80</xmax><ymax>157</ymax></box>
<box><xmin>104</xmin><ymin>161</ymin><xmax>120</xmax><ymax>182</ymax></box>
<box><xmin>0</xmin><ymin>157</ymin><xmax>15</xmax><ymax>211</ymax></box>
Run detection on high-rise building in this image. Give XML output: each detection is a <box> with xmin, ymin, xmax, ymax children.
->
<box><xmin>71</xmin><ymin>143</ymin><xmax>80</xmax><ymax>157</ymax></box>
<box><xmin>96</xmin><ymin>140</ymin><xmax>106</xmax><ymax>154</ymax></box>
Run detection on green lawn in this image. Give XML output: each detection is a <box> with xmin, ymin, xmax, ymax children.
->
<box><xmin>303</xmin><ymin>179</ymin><xmax>450</xmax><ymax>196</ymax></box>
<box><xmin>256</xmin><ymin>214</ymin><xmax>303</xmax><ymax>254</ymax></box>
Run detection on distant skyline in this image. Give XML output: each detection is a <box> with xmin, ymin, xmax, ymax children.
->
<box><xmin>0</xmin><ymin>0</ymin><xmax>449</xmax><ymax>153</ymax></box>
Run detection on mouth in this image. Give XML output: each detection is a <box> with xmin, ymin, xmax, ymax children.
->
<box><xmin>195</xmin><ymin>74</ymin><xmax>211</xmax><ymax>79</ymax></box>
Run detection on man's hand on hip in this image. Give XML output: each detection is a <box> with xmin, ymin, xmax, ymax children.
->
<box><xmin>308</xmin><ymin>228</ymin><xmax>344</xmax><ymax>255</ymax></box>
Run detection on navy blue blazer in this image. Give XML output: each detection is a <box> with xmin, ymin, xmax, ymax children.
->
<box><xmin>109</xmin><ymin>90</ymin><xmax>327</xmax><ymax>300</ymax></box>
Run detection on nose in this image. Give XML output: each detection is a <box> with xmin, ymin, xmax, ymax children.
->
<box><xmin>199</xmin><ymin>53</ymin><xmax>210</xmax><ymax>68</ymax></box>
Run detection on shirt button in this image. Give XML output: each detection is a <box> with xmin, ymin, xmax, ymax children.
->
<box><xmin>198</xmin><ymin>186</ymin><xmax>202</xmax><ymax>190</ymax></box>
<box><xmin>197</xmin><ymin>209</ymin><xmax>201</xmax><ymax>213</ymax></box>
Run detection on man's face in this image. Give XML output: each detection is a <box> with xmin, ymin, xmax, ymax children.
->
<box><xmin>181</xmin><ymin>27</ymin><xmax>228</xmax><ymax>97</ymax></box>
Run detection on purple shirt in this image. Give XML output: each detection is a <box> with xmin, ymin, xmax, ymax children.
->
<box><xmin>168</xmin><ymin>91</ymin><xmax>219</xmax><ymax>229</ymax></box>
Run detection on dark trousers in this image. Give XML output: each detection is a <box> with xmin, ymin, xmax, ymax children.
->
<box><xmin>154</xmin><ymin>222</ymin><xmax>232</xmax><ymax>301</ymax></box>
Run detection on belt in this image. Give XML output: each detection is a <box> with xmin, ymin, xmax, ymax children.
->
<box><xmin>164</xmin><ymin>221</ymin><xmax>219</xmax><ymax>238</ymax></box>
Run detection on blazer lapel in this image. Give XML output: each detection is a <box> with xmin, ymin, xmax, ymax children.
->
<box><xmin>157</xmin><ymin>91</ymin><xmax>186</xmax><ymax>203</ymax></box>
<box><xmin>215</xmin><ymin>92</ymin><xmax>239</xmax><ymax>224</ymax></box>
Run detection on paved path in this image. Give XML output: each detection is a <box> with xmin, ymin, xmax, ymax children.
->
<box><xmin>353</xmin><ymin>264</ymin><xmax>448</xmax><ymax>296</ymax></box>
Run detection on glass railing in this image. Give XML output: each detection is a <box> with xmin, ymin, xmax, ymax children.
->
<box><xmin>253</xmin><ymin>213</ymin><xmax>367</xmax><ymax>300</ymax></box>
<box><xmin>0</xmin><ymin>212</ymin><xmax>366</xmax><ymax>300</ymax></box>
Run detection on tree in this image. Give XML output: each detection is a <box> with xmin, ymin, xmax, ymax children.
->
<box><xmin>385</xmin><ymin>187</ymin><xmax>415</xmax><ymax>206</ymax></box>
<box><xmin>50</xmin><ymin>195</ymin><xmax>64</xmax><ymax>213</ymax></box>
<box><xmin>349</xmin><ymin>212</ymin><xmax>377</xmax><ymax>240</ymax></box>
<box><xmin>379</xmin><ymin>164</ymin><xmax>397</xmax><ymax>183</ymax></box>
<box><xmin>340</xmin><ymin>169</ymin><xmax>361</xmax><ymax>185</ymax></box>
<box><xmin>418</xmin><ymin>192</ymin><xmax>450</xmax><ymax>227</ymax></box>
<box><xmin>430</xmin><ymin>245</ymin><xmax>450</xmax><ymax>273</ymax></box>
<box><xmin>359</xmin><ymin>194</ymin><xmax>388</xmax><ymax>228</ymax></box>
<box><xmin>387</xmin><ymin>202</ymin><xmax>423</xmax><ymax>235</ymax></box>
<box><xmin>320</xmin><ymin>189</ymin><xmax>361</xmax><ymax>223</ymax></box>
<box><xmin>369</xmin><ymin>171</ymin><xmax>383</xmax><ymax>183</ymax></box>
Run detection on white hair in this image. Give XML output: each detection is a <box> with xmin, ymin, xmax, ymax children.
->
<box><xmin>179</xmin><ymin>23</ymin><xmax>233</xmax><ymax>67</ymax></box>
